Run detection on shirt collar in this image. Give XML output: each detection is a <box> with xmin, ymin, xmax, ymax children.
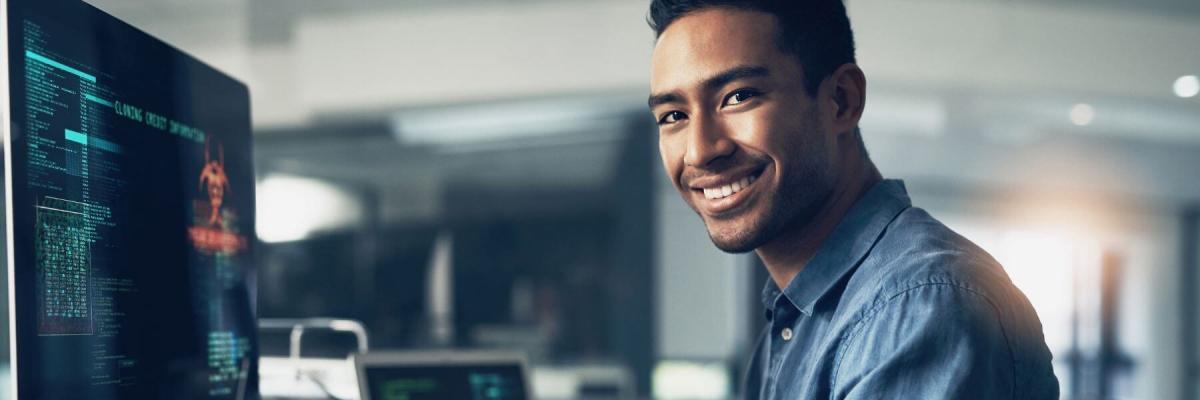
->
<box><xmin>760</xmin><ymin>179</ymin><xmax>912</xmax><ymax>315</ymax></box>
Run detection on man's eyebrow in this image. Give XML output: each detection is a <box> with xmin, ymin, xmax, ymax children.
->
<box><xmin>647</xmin><ymin>92</ymin><xmax>682</xmax><ymax>109</ymax></box>
<box><xmin>647</xmin><ymin>65</ymin><xmax>772</xmax><ymax>109</ymax></box>
<box><xmin>703</xmin><ymin>65</ymin><xmax>771</xmax><ymax>92</ymax></box>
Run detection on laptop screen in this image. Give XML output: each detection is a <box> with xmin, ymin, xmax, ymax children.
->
<box><xmin>362</xmin><ymin>361</ymin><xmax>528</xmax><ymax>400</ymax></box>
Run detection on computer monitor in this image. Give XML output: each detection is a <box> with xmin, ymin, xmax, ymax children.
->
<box><xmin>2</xmin><ymin>0</ymin><xmax>258</xmax><ymax>398</ymax></box>
<box><xmin>355</xmin><ymin>351</ymin><xmax>532</xmax><ymax>400</ymax></box>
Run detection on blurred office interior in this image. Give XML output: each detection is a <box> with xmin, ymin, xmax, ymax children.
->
<box><xmin>2</xmin><ymin>0</ymin><xmax>1199</xmax><ymax>398</ymax></box>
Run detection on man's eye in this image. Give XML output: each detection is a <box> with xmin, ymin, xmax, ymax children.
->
<box><xmin>658</xmin><ymin>111</ymin><xmax>687</xmax><ymax>125</ymax></box>
<box><xmin>723</xmin><ymin>89</ymin><xmax>760</xmax><ymax>106</ymax></box>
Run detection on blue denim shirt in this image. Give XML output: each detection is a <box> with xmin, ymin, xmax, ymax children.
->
<box><xmin>745</xmin><ymin>180</ymin><xmax>1059</xmax><ymax>399</ymax></box>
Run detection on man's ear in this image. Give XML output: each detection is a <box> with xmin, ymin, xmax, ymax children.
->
<box><xmin>828</xmin><ymin>63</ymin><xmax>866</xmax><ymax>135</ymax></box>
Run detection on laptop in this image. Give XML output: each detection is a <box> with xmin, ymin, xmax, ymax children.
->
<box><xmin>354</xmin><ymin>351</ymin><xmax>532</xmax><ymax>400</ymax></box>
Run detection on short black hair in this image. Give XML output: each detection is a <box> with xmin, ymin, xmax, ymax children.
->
<box><xmin>647</xmin><ymin>0</ymin><xmax>856</xmax><ymax>97</ymax></box>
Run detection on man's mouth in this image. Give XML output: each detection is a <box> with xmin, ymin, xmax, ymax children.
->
<box><xmin>686</xmin><ymin>165</ymin><xmax>769</xmax><ymax>215</ymax></box>
<box><xmin>701</xmin><ymin>174</ymin><xmax>756</xmax><ymax>199</ymax></box>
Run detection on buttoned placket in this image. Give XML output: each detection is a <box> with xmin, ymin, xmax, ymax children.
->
<box><xmin>764</xmin><ymin>294</ymin><xmax>799</xmax><ymax>400</ymax></box>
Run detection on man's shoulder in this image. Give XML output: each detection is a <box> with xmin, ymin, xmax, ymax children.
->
<box><xmin>847</xmin><ymin>206</ymin><xmax>1014</xmax><ymax>301</ymax></box>
<box><xmin>832</xmin><ymin>205</ymin><xmax>1048</xmax><ymax>352</ymax></box>
<box><xmin>829</xmin><ymin>206</ymin><xmax>1060</xmax><ymax>398</ymax></box>
<box><xmin>828</xmin><ymin>205</ymin><xmax>1049</xmax><ymax>337</ymax></box>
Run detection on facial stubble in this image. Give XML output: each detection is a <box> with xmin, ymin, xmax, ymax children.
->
<box><xmin>700</xmin><ymin>109</ymin><xmax>836</xmax><ymax>253</ymax></box>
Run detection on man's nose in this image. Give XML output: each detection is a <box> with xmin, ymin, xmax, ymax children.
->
<box><xmin>683</xmin><ymin>115</ymin><xmax>736</xmax><ymax>167</ymax></box>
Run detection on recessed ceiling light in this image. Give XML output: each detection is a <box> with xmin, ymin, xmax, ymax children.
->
<box><xmin>1175</xmin><ymin>75</ymin><xmax>1200</xmax><ymax>98</ymax></box>
<box><xmin>1069</xmin><ymin>103</ymin><xmax>1095</xmax><ymax>126</ymax></box>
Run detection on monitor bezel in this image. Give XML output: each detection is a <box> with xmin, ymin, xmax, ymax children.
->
<box><xmin>2</xmin><ymin>0</ymin><xmax>18</xmax><ymax>398</ymax></box>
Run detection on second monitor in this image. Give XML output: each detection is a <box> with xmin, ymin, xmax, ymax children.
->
<box><xmin>4</xmin><ymin>0</ymin><xmax>258</xmax><ymax>398</ymax></box>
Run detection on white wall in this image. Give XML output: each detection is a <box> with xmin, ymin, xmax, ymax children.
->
<box><xmin>293</xmin><ymin>1</ymin><xmax>653</xmax><ymax>117</ymax></box>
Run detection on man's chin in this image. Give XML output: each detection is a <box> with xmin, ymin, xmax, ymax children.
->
<box><xmin>693</xmin><ymin>199</ymin><xmax>776</xmax><ymax>253</ymax></box>
<box><xmin>705</xmin><ymin>225</ymin><xmax>765</xmax><ymax>254</ymax></box>
<box><xmin>711</xmin><ymin>240</ymin><xmax>758</xmax><ymax>254</ymax></box>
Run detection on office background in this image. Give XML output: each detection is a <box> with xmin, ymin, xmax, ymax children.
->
<box><xmin>3</xmin><ymin>0</ymin><xmax>1200</xmax><ymax>398</ymax></box>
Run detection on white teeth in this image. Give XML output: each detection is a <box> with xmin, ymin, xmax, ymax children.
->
<box><xmin>702</xmin><ymin>174</ymin><xmax>758</xmax><ymax>200</ymax></box>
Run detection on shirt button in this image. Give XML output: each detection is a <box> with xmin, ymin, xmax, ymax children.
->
<box><xmin>780</xmin><ymin>327</ymin><xmax>793</xmax><ymax>341</ymax></box>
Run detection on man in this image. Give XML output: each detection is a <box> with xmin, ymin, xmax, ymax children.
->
<box><xmin>646</xmin><ymin>1</ymin><xmax>1059</xmax><ymax>399</ymax></box>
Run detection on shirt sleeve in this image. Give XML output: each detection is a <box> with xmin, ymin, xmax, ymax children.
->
<box><xmin>831</xmin><ymin>282</ymin><xmax>1017</xmax><ymax>400</ymax></box>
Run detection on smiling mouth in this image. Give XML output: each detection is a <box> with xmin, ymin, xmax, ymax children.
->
<box><xmin>702</xmin><ymin>174</ymin><xmax>757</xmax><ymax>199</ymax></box>
<box><xmin>691</xmin><ymin>164</ymin><xmax>763</xmax><ymax>200</ymax></box>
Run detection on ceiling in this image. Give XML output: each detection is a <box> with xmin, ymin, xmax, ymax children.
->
<box><xmin>77</xmin><ymin>0</ymin><xmax>1200</xmax><ymax>226</ymax></box>
<box><xmin>87</xmin><ymin>0</ymin><xmax>1200</xmax><ymax>46</ymax></box>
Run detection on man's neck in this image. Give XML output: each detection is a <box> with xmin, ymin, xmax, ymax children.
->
<box><xmin>756</xmin><ymin>158</ymin><xmax>882</xmax><ymax>291</ymax></box>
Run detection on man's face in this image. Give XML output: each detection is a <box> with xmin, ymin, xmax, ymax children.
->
<box><xmin>649</xmin><ymin>8</ymin><xmax>840</xmax><ymax>253</ymax></box>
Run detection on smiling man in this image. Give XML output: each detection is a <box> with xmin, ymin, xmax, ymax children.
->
<box><xmin>646</xmin><ymin>1</ymin><xmax>1059</xmax><ymax>399</ymax></box>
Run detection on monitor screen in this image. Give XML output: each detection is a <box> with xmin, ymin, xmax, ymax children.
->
<box><xmin>3</xmin><ymin>0</ymin><xmax>258</xmax><ymax>398</ymax></box>
<box><xmin>363</xmin><ymin>362</ymin><xmax>528</xmax><ymax>400</ymax></box>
